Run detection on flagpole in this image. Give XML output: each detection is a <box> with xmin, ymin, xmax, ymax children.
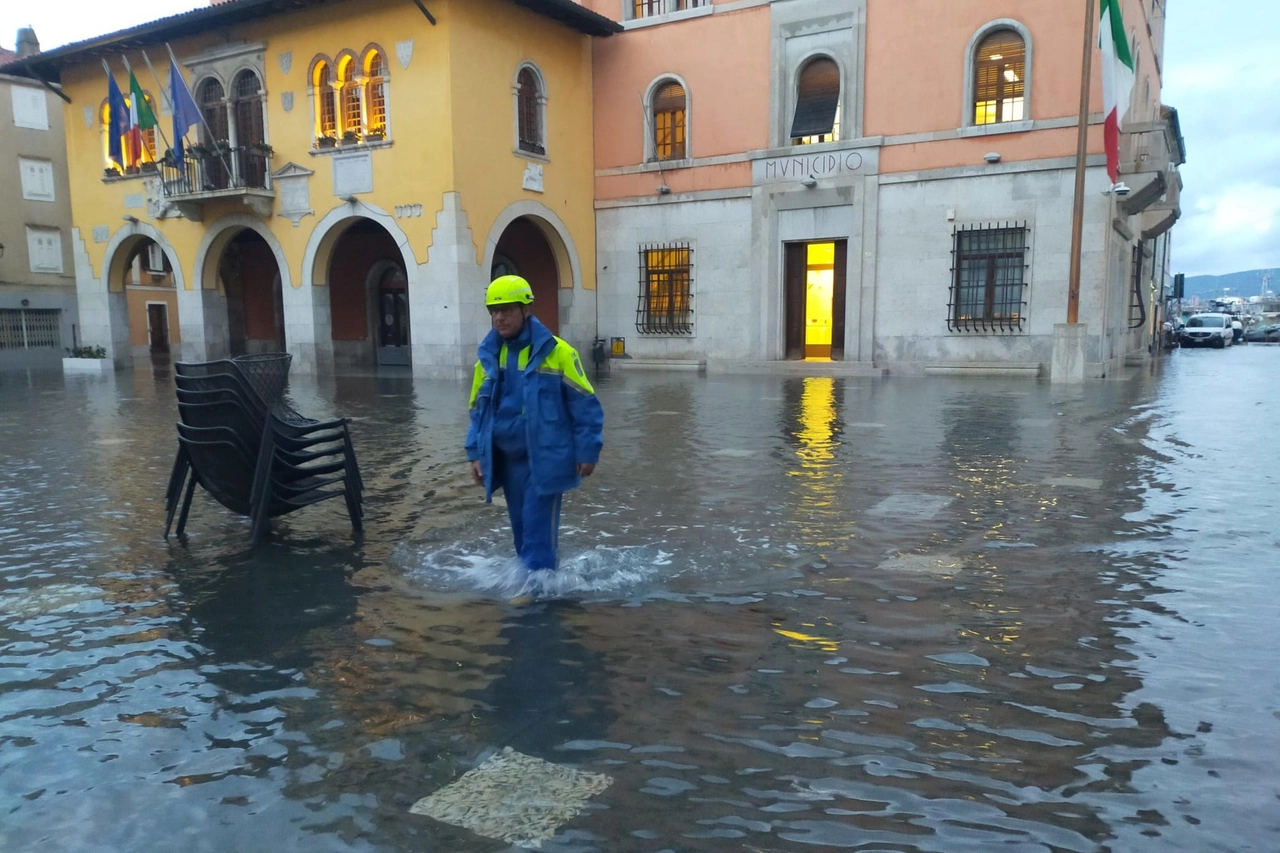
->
<box><xmin>1066</xmin><ymin>0</ymin><xmax>1097</xmax><ymax>325</ymax></box>
<box><xmin>121</xmin><ymin>54</ymin><xmax>174</xmax><ymax>162</ymax></box>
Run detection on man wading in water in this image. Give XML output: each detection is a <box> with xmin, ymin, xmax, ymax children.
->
<box><xmin>466</xmin><ymin>275</ymin><xmax>604</xmax><ymax>584</ymax></box>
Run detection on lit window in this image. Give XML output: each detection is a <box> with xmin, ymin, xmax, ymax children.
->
<box><xmin>791</xmin><ymin>57</ymin><xmax>841</xmax><ymax>145</ymax></box>
<box><xmin>652</xmin><ymin>81</ymin><xmax>686</xmax><ymax>161</ymax></box>
<box><xmin>365</xmin><ymin>50</ymin><xmax>387</xmax><ymax>136</ymax></box>
<box><xmin>313</xmin><ymin>59</ymin><xmax>336</xmax><ymax>141</ymax></box>
<box><xmin>632</xmin><ymin>0</ymin><xmax>707</xmax><ymax>19</ymax></box>
<box><xmin>338</xmin><ymin>55</ymin><xmax>362</xmax><ymax>139</ymax></box>
<box><xmin>637</xmin><ymin>242</ymin><xmax>693</xmax><ymax>335</ymax></box>
<box><xmin>973</xmin><ymin>31</ymin><xmax>1026</xmax><ymax>125</ymax></box>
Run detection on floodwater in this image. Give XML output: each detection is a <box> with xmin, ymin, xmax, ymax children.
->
<box><xmin>1</xmin><ymin>346</ymin><xmax>1277</xmax><ymax>853</ymax></box>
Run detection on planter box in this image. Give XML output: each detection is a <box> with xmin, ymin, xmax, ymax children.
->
<box><xmin>62</xmin><ymin>357</ymin><xmax>115</xmax><ymax>374</ymax></box>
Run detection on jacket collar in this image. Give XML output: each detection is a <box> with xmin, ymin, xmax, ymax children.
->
<box><xmin>478</xmin><ymin>314</ymin><xmax>555</xmax><ymax>371</ymax></box>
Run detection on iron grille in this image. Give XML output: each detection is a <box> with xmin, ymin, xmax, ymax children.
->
<box><xmin>367</xmin><ymin>53</ymin><xmax>387</xmax><ymax>134</ymax></box>
<box><xmin>517</xmin><ymin>69</ymin><xmax>544</xmax><ymax>155</ymax></box>
<box><xmin>948</xmin><ymin>222</ymin><xmax>1029</xmax><ymax>333</ymax></box>
<box><xmin>0</xmin><ymin>308</ymin><xmax>61</xmax><ymax>350</ymax></box>
<box><xmin>636</xmin><ymin>242</ymin><xmax>694</xmax><ymax>335</ymax></box>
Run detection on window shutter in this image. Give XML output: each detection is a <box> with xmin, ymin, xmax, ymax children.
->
<box><xmin>652</xmin><ymin>81</ymin><xmax>685</xmax><ymax>115</ymax></box>
<box><xmin>790</xmin><ymin>58</ymin><xmax>840</xmax><ymax>139</ymax></box>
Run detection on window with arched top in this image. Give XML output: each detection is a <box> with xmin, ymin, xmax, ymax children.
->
<box><xmin>791</xmin><ymin>57</ymin><xmax>841</xmax><ymax>145</ymax></box>
<box><xmin>197</xmin><ymin>78</ymin><xmax>228</xmax><ymax>142</ymax></box>
<box><xmin>337</xmin><ymin>54</ymin><xmax>362</xmax><ymax>138</ymax></box>
<box><xmin>516</xmin><ymin>67</ymin><xmax>544</xmax><ymax>155</ymax></box>
<box><xmin>973</xmin><ymin>30</ymin><xmax>1025</xmax><ymax>125</ymax></box>
<box><xmin>313</xmin><ymin>59</ymin><xmax>336</xmax><ymax>140</ymax></box>
<box><xmin>651</xmin><ymin>80</ymin><xmax>686</xmax><ymax>161</ymax></box>
<box><xmin>232</xmin><ymin>69</ymin><xmax>265</xmax><ymax>147</ymax></box>
<box><xmin>365</xmin><ymin>49</ymin><xmax>387</xmax><ymax>136</ymax></box>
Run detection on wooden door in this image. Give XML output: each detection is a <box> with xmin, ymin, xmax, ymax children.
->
<box><xmin>831</xmin><ymin>239</ymin><xmax>848</xmax><ymax>360</ymax></box>
<box><xmin>784</xmin><ymin>242</ymin><xmax>807</xmax><ymax>360</ymax></box>
<box><xmin>147</xmin><ymin>304</ymin><xmax>169</xmax><ymax>352</ymax></box>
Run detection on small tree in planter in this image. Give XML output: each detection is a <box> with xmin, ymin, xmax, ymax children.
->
<box><xmin>340</xmin><ymin>129</ymin><xmax>361</xmax><ymax>146</ymax></box>
<box><xmin>317</xmin><ymin>134</ymin><xmax>337</xmax><ymax>149</ymax></box>
<box><xmin>364</xmin><ymin>128</ymin><xmax>385</xmax><ymax>142</ymax></box>
<box><xmin>249</xmin><ymin>141</ymin><xmax>275</xmax><ymax>158</ymax></box>
<box><xmin>63</xmin><ymin>345</ymin><xmax>113</xmax><ymax>373</ymax></box>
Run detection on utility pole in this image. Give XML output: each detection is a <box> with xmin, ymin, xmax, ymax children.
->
<box><xmin>1066</xmin><ymin>0</ymin><xmax>1097</xmax><ymax>325</ymax></box>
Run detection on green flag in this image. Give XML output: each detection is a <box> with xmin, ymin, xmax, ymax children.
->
<box><xmin>128</xmin><ymin>70</ymin><xmax>157</xmax><ymax>130</ymax></box>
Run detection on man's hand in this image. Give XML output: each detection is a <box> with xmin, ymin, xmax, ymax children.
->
<box><xmin>577</xmin><ymin>463</ymin><xmax>596</xmax><ymax>477</ymax></box>
<box><xmin>470</xmin><ymin>460</ymin><xmax>483</xmax><ymax>485</ymax></box>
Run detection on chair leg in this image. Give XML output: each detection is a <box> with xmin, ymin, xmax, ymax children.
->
<box><xmin>175</xmin><ymin>475</ymin><xmax>197</xmax><ymax>536</ymax></box>
<box><xmin>343</xmin><ymin>471</ymin><xmax>363</xmax><ymax>535</ymax></box>
<box><xmin>164</xmin><ymin>449</ymin><xmax>189</xmax><ymax>538</ymax></box>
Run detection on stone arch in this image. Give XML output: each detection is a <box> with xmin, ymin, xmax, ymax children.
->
<box><xmin>481</xmin><ymin>200</ymin><xmax>582</xmax><ymax>295</ymax></box>
<box><xmin>302</xmin><ymin>201</ymin><xmax>417</xmax><ymax>289</ymax></box>
<box><xmin>193</xmin><ymin>213</ymin><xmax>292</xmax><ymax>294</ymax></box>
<box><xmin>100</xmin><ymin>221</ymin><xmax>185</xmax><ymax>293</ymax></box>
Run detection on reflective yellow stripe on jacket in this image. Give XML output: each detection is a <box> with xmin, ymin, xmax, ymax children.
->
<box><xmin>469</xmin><ymin>337</ymin><xmax>593</xmax><ymax>409</ymax></box>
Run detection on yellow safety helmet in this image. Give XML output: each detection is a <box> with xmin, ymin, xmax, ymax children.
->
<box><xmin>486</xmin><ymin>275</ymin><xmax>534</xmax><ymax>306</ymax></box>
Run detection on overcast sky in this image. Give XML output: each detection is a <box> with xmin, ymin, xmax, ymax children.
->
<box><xmin>1</xmin><ymin>1</ymin><xmax>1272</xmax><ymax>277</ymax></box>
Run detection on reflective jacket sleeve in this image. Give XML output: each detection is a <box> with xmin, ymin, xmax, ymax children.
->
<box><xmin>464</xmin><ymin>361</ymin><xmax>487</xmax><ymax>462</ymax></box>
<box><xmin>554</xmin><ymin>344</ymin><xmax>604</xmax><ymax>466</ymax></box>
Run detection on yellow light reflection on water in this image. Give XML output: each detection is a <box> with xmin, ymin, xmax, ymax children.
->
<box><xmin>773</xmin><ymin>628</ymin><xmax>841</xmax><ymax>653</ymax></box>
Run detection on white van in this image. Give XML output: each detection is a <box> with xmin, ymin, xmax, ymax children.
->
<box><xmin>1180</xmin><ymin>313</ymin><xmax>1234</xmax><ymax>348</ymax></box>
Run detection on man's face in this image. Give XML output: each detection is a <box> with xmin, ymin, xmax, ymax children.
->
<box><xmin>489</xmin><ymin>303</ymin><xmax>527</xmax><ymax>338</ymax></box>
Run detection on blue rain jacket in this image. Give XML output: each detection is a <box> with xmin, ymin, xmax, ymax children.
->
<box><xmin>466</xmin><ymin>316</ymin><xmax>604</xmax><ymax>500</ymax></box>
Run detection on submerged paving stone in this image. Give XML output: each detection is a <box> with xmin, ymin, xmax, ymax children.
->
<box><xmin>867</xmin><ymin>494</ymin><xmax>954</xmax><ymax>520</ymax></box>
<box><xmin>409</xmin><ymin>747</ymin><xmax>613</xmax><ymax>848</ymax></box>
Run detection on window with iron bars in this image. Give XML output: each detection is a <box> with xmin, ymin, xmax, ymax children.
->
<box><xmin>948</xmin><ymin>223</ymin><xmax>1028</xmax><ymax>332</ymax></box>
<box><xmin>0</xmin><ymin>308</ymin><xmax>61</xmax><ymax>350</ymax></box>
<box><xmin>636</xmin><ymin>243</ymin><xmax>694</xmax><ymax>335</ymax></box>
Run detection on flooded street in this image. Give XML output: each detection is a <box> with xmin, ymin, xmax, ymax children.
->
<box><xmin>1</xmin><ymin>348</ymin><xmax>1277</xmax><ymax>853</ymax></box>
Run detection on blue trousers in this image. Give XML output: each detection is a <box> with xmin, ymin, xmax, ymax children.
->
<box><xmin>496</xmin><ymin>452</ymin><xmax>563</xmax><ymax>571</ymax></box>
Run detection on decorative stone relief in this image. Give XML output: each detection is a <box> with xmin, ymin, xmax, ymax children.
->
<box><xmin>273</xmin><ymin>161</ymin><xmax>315</xmax><ymax>227</ymax></box>
<box><xmin>281</xmin><ymin>91</ymin><xmax>294</xmax><ymax>112</ymax></box>
<box><xmin>394</xmin><ymin>204</ymin><xmax>423</xmax><ymax>218</ymax></box>
<box><xmin>521</xmin><ymin>162</ymin><xmax>544</xmax><ymax>194</ymax></box>
<box><xmin>278</xmin><ymin>51</ymin><xmax>292</xmax><ymax>75</ymax></box>
<box><xmin>396</xmin><ymin>40</ymin><xmax>413</xmax><ymax>69</ymax></box>
<box><xmin>82</xmin><ymin>106</ymin><xmax>94</xmax><ymax>128</ymax></box>
<box><xmin>333</xmin><ymin>150</ymin><xmax>374</xmax><ymax>197</ymax></box>
<box><xmin>92</xmin><ymin>226</ymin><xmax>109</xmax><ymax>243</ymax></box>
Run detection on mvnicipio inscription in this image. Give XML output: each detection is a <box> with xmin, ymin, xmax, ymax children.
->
<box><xmin>755</xmin><ymin>149</ymin><xmax>874</xmax><ymax>185</ymax></box>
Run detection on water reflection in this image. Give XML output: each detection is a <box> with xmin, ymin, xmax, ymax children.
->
<box><xmin>1</xmin><ymin>352</ymin><xmax>1278</xmax><ymax>850</ymax></box>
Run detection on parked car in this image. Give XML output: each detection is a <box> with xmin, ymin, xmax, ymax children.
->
<box><xmin>1180</xmin><ymin>313</ymin><xmax>1234</xmax><ymax>348</ymax></box>
<box><xmin>1243</xmin><ymin>324</ymin><xmax>1280</xmax><ymax>343</ymax></box>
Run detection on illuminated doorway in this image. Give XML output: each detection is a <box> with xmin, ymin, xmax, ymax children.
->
<box><xmin>784</xmin><ymin>240</ymin><xmax>847</xmax><ymax>360</ymax></box>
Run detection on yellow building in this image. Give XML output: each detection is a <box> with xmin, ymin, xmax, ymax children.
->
<box><xmin>3</xmin><ymin>0</ymin><xmax>618</xmax><ymax>376</ymax></box>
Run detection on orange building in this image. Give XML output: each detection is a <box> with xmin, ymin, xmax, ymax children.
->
<box><xmin>582</xmin><ymin>0</ymin><xmax>1183</xmax><ymax>380</ymax></box>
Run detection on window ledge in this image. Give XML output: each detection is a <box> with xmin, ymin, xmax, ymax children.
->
<box><xmin>622</xmin><ymin>5</ymin><xmax>713</xmax><ymax>30</ymax></box>
<box><xmin>309</xmin><ymin>139</ymin><xmax>393</xmax><ymax>156</ymax></box>
<box><xmin>646</xmin><ymin>157</ymin><xmax>693</xmax><ymax>170</ymax></box>
<box><xmin>101</xmin><ymin>171</ymin><xmax>154</xmax><ymax>184</ymax></box>
<box><xmin>515</xmin><ymin>148</ymin><xmax>550</xmax><ymax>164</ymax></box>
<box><xmin>959</xmin><ymin>120</ymin><xmax>1034</xmax><ymax>138</ymax></box>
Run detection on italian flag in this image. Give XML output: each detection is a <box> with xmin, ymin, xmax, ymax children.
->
<box><xmin>127</xmin><ymin>70</ymin><xmax>158</xmax><ymax>167</ymax></box>
<box><xmin>1100</xmin><ymin>0</ymin><xmax>1135</xmax><ymax>184</ymax></box>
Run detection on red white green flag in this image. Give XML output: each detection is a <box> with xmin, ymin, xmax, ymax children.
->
<box><xmin>127</xmin><ymin>70</ymin><xmax>158</xmax><ymax>166</ymax></box>
<box><xmin>1099</xmin><ymin>0</ymin><xmax>1135</xmax><ymax>184</ymax></box>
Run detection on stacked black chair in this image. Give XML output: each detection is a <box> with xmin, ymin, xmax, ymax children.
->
<box><xmin>164</xmin><ymin>354</ymin><xmax>363</xmax><ymax>541</ymax></box>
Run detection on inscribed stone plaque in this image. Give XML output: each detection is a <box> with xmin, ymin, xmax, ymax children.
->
<box><xmin>123</xmin><ymin>193</ymin><xmax>144</xmax><ymax>210</ymax></box>
<box><xmin>272</xmin><ymin>161</ymin><xmax>315</xmax><ymax>227</ymax></box>
<box><xmin>333</xmin><ymin>150</ymin><xmax>373</xmax><ymax>197</ymax></box>
<box><xmin>93</xmin><ymin>226</ymin><xmax>110</xmax><ymax>243</ymax></box>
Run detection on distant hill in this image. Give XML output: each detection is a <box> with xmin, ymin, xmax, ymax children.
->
<box><xmin>1183</xmin><ymin>269</ymin><xmax>1278</xmax><ymax>303</ymax></box>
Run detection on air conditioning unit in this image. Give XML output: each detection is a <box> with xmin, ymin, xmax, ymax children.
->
<box><xmin>146</xmin><ymin>243</ymin><xmax>166</xmax><ymax>274</ymax></box>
